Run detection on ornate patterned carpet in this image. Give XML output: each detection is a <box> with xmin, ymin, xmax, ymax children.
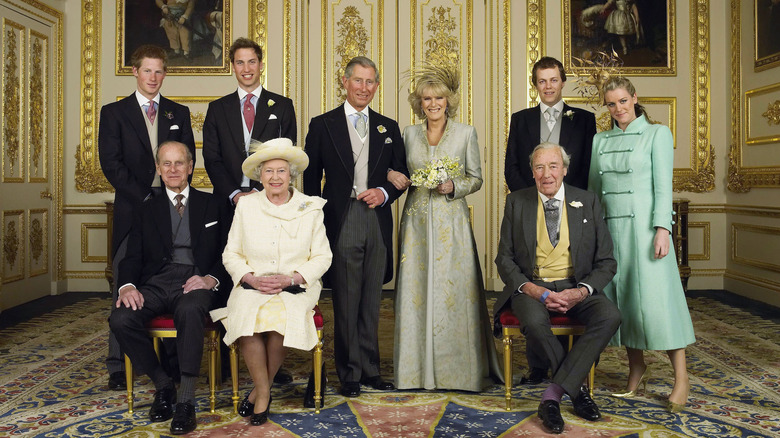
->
<box><xmin>0</xmin><ymin>295</ymin><xmax>778</xmax><ymax>437</ymax></box>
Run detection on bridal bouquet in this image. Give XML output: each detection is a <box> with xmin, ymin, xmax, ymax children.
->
<box><xmin>410</xmin><ymin>157</ymin><xmax>463</xmax><ymax>189</ymax></box>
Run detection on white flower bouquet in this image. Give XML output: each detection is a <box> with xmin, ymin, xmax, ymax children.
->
<box><xmin>410</xmin><ymin>157</ymin><xmax>463</xmax><ymax>189</ymax></box>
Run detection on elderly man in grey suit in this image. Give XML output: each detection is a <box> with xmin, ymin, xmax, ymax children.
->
<box><xmin>494</xmin><ymin>142</ymin><xmax>621</xmax><ymax>434</ymax></box>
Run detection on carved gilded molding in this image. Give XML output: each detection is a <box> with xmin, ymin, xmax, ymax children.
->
<box><xmin>249</xmin><ymin>0</ymin><xmax>268</xmax><ymax>86</ymax></box>
<box><xmin>424</xmin><ymin>6</ymin><xmax>460</xmax><ymax>70</ymax></box>
<box><xmin>3</xmin><ymin>19</ymin><xmax>24</xmax><ymax>182</ymax></box>
<box><xmin>28</xmin><ymin>209</ymin><xmax>47</xmax><ymax>277</ymax></box>
<box><xmin>688</xmin><ymin>221</ymin><xmax>710</xmax><ymax>261</ymax></box>
<box><xmin>2</xmin><ymin>210</ymin><xmax>24</xmax><ymax>283</ymax></box>
<box><xmin>724</xmin><ymin>269</ymin><xmax>780</xmax><ymax>292</ymax></box>
<box><xmin>763</xmin><ymin>101</ymin><xmax>780</xmax><ymax>125</ymax></box>
<box><xmin>80</xmin><ymin>223</ymin><xmax>107</xmax><ymax>264</ymax></box>
<box><xmin>732</xmin><ymin>223</ymin><xmax>780</xmax><ymax>273</ymax></box>
<box><xmin>745</xmin><ymin>82</ymin><xmax>780</xmax><ymax>145</ymax></box>
<box><xmin>674</xmin><ymin>0</ymin><xmax>714</xmax><ymax>193</ymax></box>
<box><xmin>526</xmin><ymin>0</ymin><xmax>543</xmax><ymax>107</ymax></box>
<box><xmin>76</xmin><ymin>0</ymin><xmax>110</xmax><ymax>193</ymax></box>
<box><xmin>334</xmin><ymin>6</ymin><xmax>369</xmax><ymax>105</ymax></box>
<box><xmin>29</xmin><ymin>31</ymin><xmax>47</xmax><ymax>182</ymax></box>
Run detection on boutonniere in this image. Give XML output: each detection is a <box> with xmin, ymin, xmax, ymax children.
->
<box><xmin>298</xmin><ymin>201</ymin><xmax>311</xmax><ymax>211</ymax></box>
<box><xmin>164</xmin><ymin>111</ymin><xmax>174</xmax><ymax>120</ymax></box>
<box><xmin>569</xmin><ymin>201</ymin><xmax>583</xmax><ymax>208</ymax></box>
<box><xmin>377</xmin><ymin>125</ymin><xmax>387</xmax><ymax>133</ymax></box>
<box><xmin>268</xmin><ymin>99</ymin><xmax>276</xmax><ymax>107</ymax></box>
<box><xmin>564</xmin><ymin>110</ymin><xmax>574</xmax><ymax>120</ymax></box>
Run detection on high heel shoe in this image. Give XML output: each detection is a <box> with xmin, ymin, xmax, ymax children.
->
<box><xmin>250</xmin><ymin>395</ymin><xmax>272</xmax><ymax>426</ymax></box>
<box><xmin>237</xmin><ymin>391</ymin><xmax>254</xmax><ymax>417</ymax></box>
<box><xmin>667</xmin><ymin>400</ymin><xmax>685</xmax><ymax>413</ymax></box>
<box><xmin>612</xmin><ymin>366</ymin><xmax>650</xmax><ymax>398</ymax></box>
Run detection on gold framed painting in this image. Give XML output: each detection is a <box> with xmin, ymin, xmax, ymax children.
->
<box><xmin>563</xmin><ymin>0</ymin><xmax>676</xmax><ymax>76</ymax></box>
<box><xmin>115</xmin><ymin>0</ymin><xmax>232</xmax><ymax>75</ymax></box>
<box><xmin>754</xmin><ymin>0</ymin><xmax>780</xmax><ymax>71</ymax></box>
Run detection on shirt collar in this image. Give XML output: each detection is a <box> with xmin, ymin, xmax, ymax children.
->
<box><xmin>538</xmin><ymin>184</ymin><xmax>565</xmax><ymax>204</ymax></box>
<box><xmin>135</xmin><ymin>91</ymin><xmax>161</xmax><ymax>107</ymax></box>
<box><xmin>344</xmin><ymin>101</ymin><xmax>369</xmax><ymax>119</ymax></box>
<box><xmin>237</xmin><ymin>84</ymin><xmax>264</xmax><ymax>101</ymax></box>
<box><xmin>165</xmin><ymin>184</ymin><xmax>191</xmax><ymax>205</ymax></box>
<box><xmin>539</xmin><ymin>100</ymin><xmax>565</xmax><ymax>116</ymax></box>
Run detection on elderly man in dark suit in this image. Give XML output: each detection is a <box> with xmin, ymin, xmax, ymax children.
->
<box><xmin>203</xmin><ymin>37</ymin><xmax>296</xmax><ymax>207</ymax></box>
<box><xmin>98</xmin><ymin>44</ymin><xmax>196</xmax><ymax>391</ymax></box>
<box><xmin>110</xmin><ymin>141</ymin><xmax>230</xmax><ymax>435</ymax></box>
<box><xmin>495</xmin><ymin>142</ymin><xmax>620</xmax><ymax>434</ymax></box>
<box><xmin>303</xmin><ymin>56</ymin><xmax>409</xmax><ymax>398</ymax></box>
<box><xmin>504</xmin><ymin>56</ymin><xmax>598</xmax><ymax>384</ymax></box>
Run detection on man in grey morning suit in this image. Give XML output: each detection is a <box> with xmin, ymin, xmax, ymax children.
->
<box><xmin>303</xmin><ymin>56</ymin><xmax>409</xmax><ymax>398</ymax></box>
<box><xmin>494</xmin><ymin>143</ymin><xmax>620</xmax><ymax>434</ymax></box>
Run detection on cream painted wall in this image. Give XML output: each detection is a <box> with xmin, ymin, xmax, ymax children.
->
<box><xmin>14</xmin><ymin>1</ymin><xmax>776</xmax><ymax>306</ymax></box>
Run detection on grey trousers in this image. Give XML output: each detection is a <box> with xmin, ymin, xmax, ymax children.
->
<box><xmin>332</xmin><ymin>199</ymin><xmax>386</xmax><ymax>384</ymax></box>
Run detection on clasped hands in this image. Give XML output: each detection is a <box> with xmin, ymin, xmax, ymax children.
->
<box><xmin>116</xmin><ymin>275</ymin><xmax>216</xmax><ymax>310</ymax></box>
<box><xmin>386</xmin><ymin>170</ymin><xmax>453</xmax><ymax>195</ymax></box>
<box><xmin>241</xmin><ymin>272</ymin><xmax>303</xmax><ymax>295</ymax></box>
<box><xmin>523</xmin><ymin>283</ymin><xmax>588</xmax><ymax>314</ymax></box>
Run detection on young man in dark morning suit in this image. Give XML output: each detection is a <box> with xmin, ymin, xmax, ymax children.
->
<box><xmin>98</xmin><ymin>45</ymin><xmax>196</xmax><ymax>391</ymax></box>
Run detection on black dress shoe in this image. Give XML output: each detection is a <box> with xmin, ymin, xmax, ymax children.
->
<box><xmin>538</xmin><ymin>400</ymin><xmax>565</xmax><ymax>434</ymax></box>
<box><xmin>149</xmin><ymin>385</ymin><xmax>176</xmax><ymax>423</ymax></box>
<box><xmin>108</xmin><ymin>371</ymin><xmax>126</xmax><ymax>390</ymax></box>
<box><xmin>572</xmin><ymin>385</ymin><xmax>601</xmax><ymax>421</ymax></box>
<box><xmin>274</xmin><ymin>368</ymin><xmax>293</xmax><ymax>384</ymax></box>
<box><xmin>360</xmin><ymin>376</ymin><xmax>395</xmax><ymax>391</ymax></box>
<box><xmin>170</xmin><ymin>402</ymin><xmax>197</xmax><ymax>435</ymax></box>
<box><xmin>237</xmin><ymin>391</ymin><xmax>254</xmax><ymax>418</ymax></box>
<box><xmin>250</xmin><ymin>396</ymin><xmax>271</xmax><ymax>426</ymax></box>
<box><xmin>340</xmin><ymin>382</ymin><xmax>360</xmax><ymax>397</ymax></box>
<box><xmin>520</xmin><ymin>367</ymin><xmax>548</xmax><ymax>385</ymax></box>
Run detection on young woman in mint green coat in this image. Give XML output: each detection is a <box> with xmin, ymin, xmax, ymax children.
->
<box><xmin>588</xmin><ymin>77</ymin><xmax>695</xmax><ymax>413</ymax></box>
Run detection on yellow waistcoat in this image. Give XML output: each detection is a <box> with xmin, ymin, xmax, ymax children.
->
<box><xmin>535</xmin><ymin>199</ymin><xmax>574</xmax><ymax>281</ymax></box>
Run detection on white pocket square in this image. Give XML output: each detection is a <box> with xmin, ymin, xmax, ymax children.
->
<box><xmin>384</xmin><ymin>137</ymin><xmax>393</xmax><ymax>144</ymax></box>
<box><xmin>583</xmin><ymin>218</ymin><xmax>588</xmax><ymax>223</ymax></box>
<box><xmin>269</xmin><ymin>114</ymin><xmax>278</xmax><ymax>120</ymax></box>
<box><xmin>170</xmin><ymin>125</ymin><xmax>180</xmax><ymax>130</ymax></box>
<box><xmin>205</xmin><ymin>221</ymin><xmax>218</xmax><ymax>228</ymax></box>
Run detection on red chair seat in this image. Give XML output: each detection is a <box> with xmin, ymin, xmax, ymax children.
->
<box><xmin>498</xmin><ymin>308</ymin><xmax>520</xmax><ymax>327</ymax></box>
<box><xmin>145</xmin><ymin>314</ymin><xmax>219</xmax><ymax>330</ymax></box>
<box><xmin>498</xmin><ymin>309</ymin><xmax>584</xmax><ymax>328</ymax></box>
<box><xmin>313</xmin><ymin>305</ymin><xmax>323</xmax><ymax>329</ymax></box>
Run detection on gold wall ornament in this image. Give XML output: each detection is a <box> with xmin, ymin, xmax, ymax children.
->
<box><xmin>727</xmin><ymin>142</ymin><xmax>750</xmax><ymax>193</ymax></box>
<box><xmin>596</xmin><ymin>111</ymin><xmax>612</xmax><ymax>133</ymax></box>
<box><xmin>191</xmin><ymin>111</ymin><xmax>206</xmax><ymax>133</ymax></box>
<box><xmin>30</xmin><ymin>218</ymin><xmax>43</xmax><ymax>262</ymax></box>
<box><xmin>424</xmin><ymin>6</ymin><xmax>460</xmax><ymax>68</ymax></box>
<box><xmin>526</xmin><ymin>0</ymin><xmax>544</xmax><ymax>107</ymax></box>
<box><xmin>29</xmin><ymin>34</ymin><xmax>45</xmax><ymax>177</ymax></box>
<box><xmin>334</xmin><ymin>6</ymin><xmax>369</xmax><ymax>105</ymax></box>
<box><xmin>761</xmin><ymin>100</ymin><xmax>780</xmax><ymax>125</ymax></box>
<box><xmin>673</xmin><ymin>0</ymin><xmax>714</xmax><ymax>193</ymax></box>
<box><xmin>3</xmin><ymin>20</ymin><xmax>23</xmax><ymax>179</ymax></box>
<box><xmin>249</xmin><ymin>0</ymin><xmax>268</xmax><ymax>86</ymax></box>
<box><xmin>76</xmin><ymin>0</ymin><xmax>112</xmax><ymax>193</ymax></box>
<box><xmin>3</xmin><ymin>220</ymin><xmax>19</xmax><ymax>270</ymax></box>
<box><xmin>192</xmin><ymin>168</ymin><xmax>213</xmax><ymax>189</ymax></box>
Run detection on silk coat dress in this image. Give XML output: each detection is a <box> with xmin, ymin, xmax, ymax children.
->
<box><xmin>589</xmin><ymin>115</ymin><xmax>695</xmax><ymax>350</ymax></box>
<box><xmin>394</xmin><ymin>121</ymin><xmax>500</xmax><ymax>391</ymax></box>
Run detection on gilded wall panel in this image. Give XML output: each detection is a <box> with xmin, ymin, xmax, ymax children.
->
<box><xmin>28</xmin><ymin>30</ymin><xmax>47</xmax><ymax>182</ymax></box>
<box><xmin>688</xmin><ymin>221</ymin><xmax>710</xmax><ymax>261</ymax></box>
<box><xmin>732</xmin><ymin>223</ymin><xmax>780</xmax><ymax>273</ymax></box>
<box><xmin>2</xmin><ymin>210</ymin><xmax>25</xmax><ymax>283</ymax></box>
<box><xmin>321</xmin><ymin>0</ymin><xmax>383</xmax><ymax>112</ymax></box>
<box><xmin>80</xmin><ymin>222</ymin><xmax>107</xmax><ymax>264</ymax></box>
<box><xmin>28</xmin><ymin>208</ymin><xmax>47</xmax><ymax>276</ymax></box>
<box><xmin>165</xmin><ymin>96</ymin><xmax>220</xmax><ymax>189</ymax></box>
<box><xmin>2</xmin><ymin>19</ymin><xmax>25</xmax><ymax>183</ymax></box>
<box><xmin>745</xmin><ymin>83</ymin><xmax>780</xmax><ymax>146</ymax></box>
<box><xmin>565</xmin><ymin>97</ymin><xmax>676</xmax><ymax>145</ymax></box>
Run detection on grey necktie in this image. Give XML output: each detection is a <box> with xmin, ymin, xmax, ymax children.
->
<box><xmin>545</xmin><ymin>107</ymin><xmax>559</xmax><ymax>126</ymax></box>
<box><xmin>354</xmin><ymin>112</ymin><xmax>367</xmax><ymax>137</ymax></box>
<box><xmin>174</xmin><ymin>194</ymin><xmax>185</xmax><ymax>217</ymax></box>
<box><xmin>544</xmin><ymin>198</ymin><xmax>560</xmax><ymax>247</ymax></box>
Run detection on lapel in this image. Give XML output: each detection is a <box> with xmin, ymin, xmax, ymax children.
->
<box><xmin>559</xmin><ymin>103</ymin><xmax>574</xmax><ymax>147</ymax></box>
<box><xmin>324</xmin><ymin>107</ymin><xmax>354</xmax><ymax>178</ymax></box>
<box><xmin>157</xmin><ymin>97</ymin><xmax>173</xmax><ymax>141</ymax></box>
<box><xmin>563</xmin><ymin>185</ymin><xmax>583</xmax><ymax>261</ymax></box>
<box><xmin>252</xmin><ymin>89</ymin><xmax>272</xmax><ymax>139</ymax></box>
<box><xmin>188</xmin><ymin>188</ymin><xmax>205</xmax><ymax>250</ymax></box>
<box><xmin>223</xmin><ymin>91</ymin><xmax>246</xmax><ymax>154</ymax></box>
<box><xmin>124</xmin><ymin>95</ymin><xmax>153</xmax><ymax>154</ymax></box>
<box><xmin>366</xmin><ymin>107</ymin><xmax>386</xmax><ymax>180</ymax></box>
<box><xmin>153</xmin><ymin>194</ymin><xmax>174</xmax><ymax>254</ymax></box>
<box><xmin>527</xmin><ymin>105</ymin><xmax>542</xmax><ymax>144</ymax></box>
<box><xmin>521</xmin><ymin>189</ymin><xmax>539</xmax><ymax>259</ymax></box>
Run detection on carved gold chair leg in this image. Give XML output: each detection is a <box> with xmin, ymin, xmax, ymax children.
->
<box><xmin>229</xmin><ymin>343</ymin><xmax>240</xmax><ymax>414</ymax></box>
<box><xmin>502</xmin><ymin>329</ymin><xmax>514</xmax><ymax>411</ymax></box>
<box><xmin>313</xmin><ymin>330</ymin><xmax>323</xmax><ymax>414</ymax></box>
<box><xmin>124</xmin><ymin>355</ymin><xmax>134</xmax><ymax>413</ymax></box>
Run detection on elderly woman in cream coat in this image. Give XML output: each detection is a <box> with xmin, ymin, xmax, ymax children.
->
<box><xmin>210</xmin><ymin>138</ymin><xmax>331</xmax><ymax>426</ymax></box>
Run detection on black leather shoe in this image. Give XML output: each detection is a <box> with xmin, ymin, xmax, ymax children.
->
<box><xmin>304</xmin><ymin>367</ymin><xmax>326</xmax><ymax>408</ymax></box>
<box><xmin>572</xmin><ymin>385</ymin><xmax>601</xmax><ymax>421</ymax></box>
<box><xmin>538</xmin><ymin>400</ymin><xmax>565</xmax><ymax>434</ymax></box>
<box><xmin>149</xmin><ymin>385</ymin><xmax>176</xmax><ymax>423</ymax></box>
<box><xmin>237</xmin><ymin>391</ymin><xmax>254</xmax><ymax>418</ymax></box>
<box><xmin>250</xmin><ymin>396</ymin><xmax>271</xmax><ymax>426</ymax></box>
<box><xmin>274</xmin><ymin>368</ymin><xmax>293</xmax><ymax>384</ymax></box>
<box><xmin>170</xmin><ymin>402</ymin><xmax>197</xmax><ymax>435</ymax></box>
<box><xmin>108</xmin><ymin>371</ymin><xmax>126</xmax><ymax>390</ymax></box>
<box><xmin>340</xmin><ymin>382</ymin><xmax>360</xmax><ymax>397</ymax></box>
<box><xmin>520</xmin><ymin>367</ymin><xmax>548</xmax><ymax>385</ymax></box>
<box><xmin>360</xmin><ymin>376</ymin><xmax>395</xmax><ymax>391</ymax></box>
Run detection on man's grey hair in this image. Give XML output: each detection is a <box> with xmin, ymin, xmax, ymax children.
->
<box><xmin>252</xmin><ymin>160</ymin><xmax>300</xmax><ymax>180</ymax></box>
<box><xmin>344</xmin><ymin>56</ymin><xmax>380</xmax><ymax>83</ymax></box>
<box><xmin>529</xmin><ymin>142</ymin><xmax>571</xmax><ymax>168</ymax></box>
<box><xmin>156</xmin><ymin>140</ymin><xmax>193</xmax><ymax>163</ymax></box>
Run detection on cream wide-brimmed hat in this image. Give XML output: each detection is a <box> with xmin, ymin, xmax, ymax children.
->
<box><xmin>241</xmin><ymin>138</ymin><xmax>309</xmax><ymax>180</ymax></box>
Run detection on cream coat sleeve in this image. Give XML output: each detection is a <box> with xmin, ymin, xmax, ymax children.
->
<box><xmin>295</xmin><ymin>209</ymin><xmax>332</xmax><ymax>286</ymax></box>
